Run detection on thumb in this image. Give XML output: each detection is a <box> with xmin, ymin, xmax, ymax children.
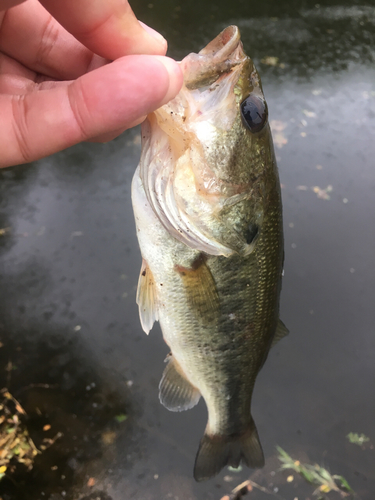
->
<box><xmin>0</xmin><ymin>55</ymin><xmax>183</xmax><ymax>167</ymax></box>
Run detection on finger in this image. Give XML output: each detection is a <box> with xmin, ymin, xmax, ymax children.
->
<box><xmin>89</xmin><ymin>126</ymin><xmax>131</xmax><ymax>143</ymax></box>
<box><xmin>0</xmin><ymin>73</ymin><xmax>69</xmax><ymax>94</ymax></box>
<box><xmin>0</xmin><ymin>0</ymin><xmax>107</xmax><ymax>80</ymax></box>
<box><xmin>40</xmin><ymin>0</ymin><xmax>167</xmax><ymax>60</ymax></box>
<box><xmin>0</xmin><ymin>55</ymin><xmax>183</xmax><ymax>167</ymax></box>
<box><xmin>0</xmin><ymin>51</ymin><xmax>36</xmax><ymax>79</ymax></box>
<box><xmin>0</xmin><ymin>0</ymin><xmax>26</xmax><ymax>9</ymax></box>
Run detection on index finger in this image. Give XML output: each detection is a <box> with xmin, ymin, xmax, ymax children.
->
<box><xmin>39</xmin><ymin>0</ymin><xmax>167</xmax><ymax>60</ymax></box>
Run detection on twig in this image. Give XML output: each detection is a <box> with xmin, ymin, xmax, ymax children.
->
<box><xmin>221</xmin><ymin>479</ymin><xmax>286</xmax><ymax>500</ymax></box>
<box><xmin>15</xmin><ymin>383</ymin><xmax>58</xmax><ymax>396</ymax></box>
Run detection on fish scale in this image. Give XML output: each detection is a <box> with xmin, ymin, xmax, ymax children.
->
<box><xmin>131</xmin><ymin>25</ymin><xmax>287</xmax><ymax>481</ymax></box>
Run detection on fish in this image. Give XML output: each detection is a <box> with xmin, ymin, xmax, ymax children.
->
<box><xmin>131</xmin><ymin>25</ymin><xmax>287</xmax><ymax>481</ymax></box>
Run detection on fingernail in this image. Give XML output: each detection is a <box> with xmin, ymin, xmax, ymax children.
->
<box><xmin>154</xmin><ymin>56</ymin><xmax>184</xmax><ymax>104</ymax></box>
<box><xmin>139</xmin><ymin>21</ymin><xmax>166</xmax><ymax>44</ymax></box>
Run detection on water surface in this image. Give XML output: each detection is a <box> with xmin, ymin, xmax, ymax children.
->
<box><xmin>0</xmin><ymin>1</ymin><xmax>374</xmax><ymax>499</ymax></box>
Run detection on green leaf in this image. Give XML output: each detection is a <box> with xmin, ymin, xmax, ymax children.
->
<box><xmin>346</xmin><ymin>432</ymin><xmax>370</xmax><ymax>446</ymax></box>
<box><xmin>114</xmin><ymin>414</ymin><xmax>127</xmax><ymax>423</ymax></box>
<box><xmin>299</xmin><ymin>469</ymin><xmax>316</xmax><ymax>484</ymax></box>
<box><xmin>276</xmin><ymin>446</ymin><xmax>295</xmax><ymax>465</ymax></box>
<box><xmin>228</xmin><ymin>465</ymin><xmax>242</xmax><ymax>472</ymax></box>
<box><xmin>333</xmin><ymin>475</ymin><xmax>353</xmax><ymax>492</ymax></box>
<box><xmin>319</xmin><ymin>467</ymin><xmax>333</xmax><ymax>481</ymax></box>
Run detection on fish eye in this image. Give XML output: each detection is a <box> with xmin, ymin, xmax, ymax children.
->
<box><xmin>240</xmin><ymin>95</ymin><xmax>268</xmax><ymax>133</ymax></box>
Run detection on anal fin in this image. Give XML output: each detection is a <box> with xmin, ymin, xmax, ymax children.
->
<box><xmin>136</xmin><ymin>259</ymin><xmax>158</xmax><ymax>334</ymax></box>
<box><xmin>159</xmin><ymin>355</ymin><xmax>201</xmax><ymax>412</ymax></box>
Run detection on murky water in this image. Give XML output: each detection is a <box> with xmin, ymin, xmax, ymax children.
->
<box><xmin>1</xmin><ymin>1</ymin><xmax>374</xmax><ymax>499</ymax></box>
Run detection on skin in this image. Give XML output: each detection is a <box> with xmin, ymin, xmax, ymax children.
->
<box><xmin>0</xmin><ymin>0</ymin><xmax>183</xmax><ymax>167</ymax></box>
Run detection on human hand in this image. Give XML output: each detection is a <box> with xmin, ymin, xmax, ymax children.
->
<box><xmin>0</xmin><ymin>0</ymin><xmax>183</xmax><ymax>167</ymax></box>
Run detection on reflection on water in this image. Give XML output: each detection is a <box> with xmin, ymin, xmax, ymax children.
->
<box><xmin>1</xmin><ymin>1</ymin><xmax>374</xmax><ymax>499</ymax></box>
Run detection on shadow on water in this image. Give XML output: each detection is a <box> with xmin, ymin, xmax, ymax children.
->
<box><xmin>0</xmin><ymin>324</ymin><xmax>133</xmax><ymax>500</ymax></box>
<box><xmin>1</xmin><ymin>0</ymin><xmax>375</xmax><ymax>499</ymax></box>
<box><xmin>0</xmin><ymin>165</ymin><xmax>40</xmax><ymax>256</ymax></box>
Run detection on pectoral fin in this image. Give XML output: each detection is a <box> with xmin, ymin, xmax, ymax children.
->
<box><xmin>175</xmin><ymin>255</ymin><xmax>220</xmax><ymax>322</ymax></box>
<box><xmin>271</xmin><ymin>319</ymin><xmax>289</xmax><ymax>347</ymax></box>
<box><xmin>136</xmin><ymin>259</ymin><xmax>158</xmax><ymax>334</ymax></box>
<box><xmin>159</xmin><ymin>355</ymin><xmax>201</xmax><ymax>412</ymax></box>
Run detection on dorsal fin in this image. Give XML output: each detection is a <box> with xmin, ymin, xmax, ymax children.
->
<box><xmin>136</xmin><ymin>259</ymin><xmax>158</xmax><ymax>334</ymax></box>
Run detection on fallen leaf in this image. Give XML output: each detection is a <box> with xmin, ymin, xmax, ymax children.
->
<box><xmin>15</xmin><ymin>404</ymin><xmax>25</xmax><ymax>415</ymax></box>
<box><xmin>270</xmin><ymin>120</ymin><xmax>288</xmax><ymax>148</ymax></box>
<box><xmin>101</xmin><ymin>431</ymin><xmax>117</xmax><ymax>445</ymax></box>
<box><xmin>114</xmin><ymin>414</ymin><xmax>127</xmax><ymax>423</ymax></box>
<box><xmin>347</xmin><ymin>432</ymin><xmax>370</xmax><ymax>446</ymax></box>
<box><xmin>261</xmin><ymin>56</ymin><xmax>279</xmax><ymax>66</ymax></box>
<box><xmin>312</xmin><ymin>185</ymin><xmax>332</xmax><ymax>200</ymax></box>
<box><xmin>303</xmin><ymin>109</ymin><xmax>317</xmax><ymax>118</ymax></box>
<box><xmin>319</xmin><ymin>484</ymin><xmax>331</xmax><ymax>493</ymax></box>
<box><xmin>274</xmin><ymin>133</ymin><xmax>288</xmax><ymax>148</ymax></box>
<box><xmin>270</xmin><ymin>120</ymin><xmax>287</xmax><ymax>132</ymax></box>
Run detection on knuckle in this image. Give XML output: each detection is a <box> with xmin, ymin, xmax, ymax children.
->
<box><xmin>11</xmin><ymin>95</ymin><xmax>33</xmax><ymax>163</ymax></box>
<box><xmin>67</xmin><ymin>80</ymin><xmax>91</xmax><ymax>141</ymax></box>
<box><xmin>35</xmin><ymin>16</ymin><xmax>60</xmax><ymax>69</ymax></box>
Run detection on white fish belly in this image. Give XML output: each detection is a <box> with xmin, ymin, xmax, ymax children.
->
<box><xmin>132</xmin><ymin>168</ymin><xmax>234</xmax><ymax>426</ymax></box>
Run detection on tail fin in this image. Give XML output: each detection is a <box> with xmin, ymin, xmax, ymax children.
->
<box><xmin>193</xmin><ymin>419</ymin><xmax>264</xmax><ymax>482</ymax></box>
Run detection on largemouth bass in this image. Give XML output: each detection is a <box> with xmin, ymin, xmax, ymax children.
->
<box><xmin>131</xmin><ymin>25</ymin><xmax>287</xmax><ymax>481</ymax></box>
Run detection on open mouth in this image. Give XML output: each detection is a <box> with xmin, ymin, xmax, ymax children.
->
<box><xmin>181</xmin><ymin>26</ymin><xmax>246</xmax><ymax>90</ymax></box>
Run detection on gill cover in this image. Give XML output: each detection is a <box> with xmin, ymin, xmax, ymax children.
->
<box><xmin>139</xmin><ymin>26</ymin><xmax>267</xmax><ymax>257</ymax></box>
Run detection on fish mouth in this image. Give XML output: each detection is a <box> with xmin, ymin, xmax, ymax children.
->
<box><xmin>199</xmin><ymin>25</ymin><xmax>241</xmax><ymax>59</ymax></box>
<box><xmin>181</xmin><ymin>26</ymin><xmax>246</xmax><ymax>90</ymax></box>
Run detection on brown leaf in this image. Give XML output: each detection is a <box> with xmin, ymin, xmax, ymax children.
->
<box><xmin>87</xmin><ymin>477</ymin><xmax>96</xmax><ymax>487</ymax></box>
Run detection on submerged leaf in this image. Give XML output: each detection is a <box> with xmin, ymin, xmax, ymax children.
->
<box><xmin>333</xmin><ymin>475</ymin><xmax>354</xmax><ymax>492</ymax></box>
<box><xmin>114</xmin><ymin>414</ymin><xmax>127</xmax><ymax>423</ymax></box>
<box><xmin>347</xmin><ymin>432</ymin><xmax>370</xmax><ymax>446</ymax></box>
<box><xmin>319</xmin><ymin>484</ymin><xmax>331</xmax><ymax>493</ymax></box>
<box><xmin>276</xmin><ymin>447</ymin><xmax>354</xmax><ymax>496</ymax></box>
<box><xmin>228</xmin><ymin>465</ymin><xmax>243</xmax><ymax>472</ymax></box>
